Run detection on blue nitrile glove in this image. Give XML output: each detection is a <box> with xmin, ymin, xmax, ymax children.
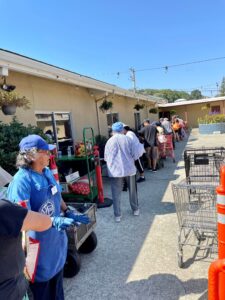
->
<box><xmin>65</xmin><ymin>209</ymin><xmax>90</xmax><ymax>225</ymax></box>
<box><xmin>51</xmin><ymin>216</ymin><xmax>75</xmax><ymax>231</ymax></box>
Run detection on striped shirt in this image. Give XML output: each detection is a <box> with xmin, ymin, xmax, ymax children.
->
<box><xmin>104</xmin><ymin>133</ymin><xmax>137</xmax><ymax>177</ymax></box>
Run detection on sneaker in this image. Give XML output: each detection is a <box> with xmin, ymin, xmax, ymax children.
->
<box><xmin>152</xmin><ymin>169</ymin><xmax>157</xmax><ymax>173</ymax></box>
<box><xmin>133</xmin><ymin>209</ymin><xmax>140</xmax><ymax>216</ymax></box>
<box><xmin>115</xmin><ymin>216</ymin><xmax>121</xmax><ymax>223</ymax></box>
<box><xmin>136</xmin><ymin>177</ymin><xmax>145</xmax><ymax>183</ymax></box>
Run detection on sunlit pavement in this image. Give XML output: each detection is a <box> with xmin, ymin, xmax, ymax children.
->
<box><xmin>64</xmin><ymin>129</ymin><xmax>222</xmax><ymax>300</ymax></box>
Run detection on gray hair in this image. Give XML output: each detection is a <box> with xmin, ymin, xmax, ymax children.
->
<box><xmin>16</xmin><ymin>147</ymin><xmax>38</xmax><ymax>168</ymax></box>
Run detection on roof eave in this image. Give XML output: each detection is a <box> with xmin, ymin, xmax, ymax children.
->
<box><xmin>0</xmin><ymin>49</ymin><xmax>157</xmax><ymax>103</ymax></box>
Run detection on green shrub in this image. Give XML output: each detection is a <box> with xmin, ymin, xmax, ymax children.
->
<box><xmin>0</xmin><ymin>117</ymin><xmax>46</xmax><ymax>175</ymax></box>
<box><xmin>198</xmin><ymin>114</ymin><xmax>225</xmax><ymax>125</ymax></box>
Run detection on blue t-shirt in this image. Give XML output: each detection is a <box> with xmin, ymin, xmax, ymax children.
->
<box><xmin>7</xmin><ymin>167</ymin><xmax>67</xmax><ymax>282</ymax></box>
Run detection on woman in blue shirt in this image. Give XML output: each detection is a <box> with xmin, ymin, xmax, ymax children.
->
<box><xmin>7</xmin><ymin>134</ymin><xmax>89</xmax><ymax>300</ymax></box>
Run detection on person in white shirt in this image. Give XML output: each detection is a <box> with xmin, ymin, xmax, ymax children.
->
<box><xmin>104</xmin><ymin>122</ymin><xmax>140</xmax><ymax>222</ymax></box>
<box><xmin>123</xmin><ymin>125</ymin><xmax>145</xmax><ymax>182</ymax></box>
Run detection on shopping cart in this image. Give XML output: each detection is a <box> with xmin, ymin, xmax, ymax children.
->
<box><xmin>172</xmin><ymin>179</ymin><xmax>217</xmax><ymax>268</ymax></box>
<box><xmin>184</xmin><ymin>147</ymin><xmax>225</xmax><ymax>185</ymax></box>
<box><xmin>158</xmin><ymin>134</ymin><xmax>175</xmax><ymax>163</ymax></box>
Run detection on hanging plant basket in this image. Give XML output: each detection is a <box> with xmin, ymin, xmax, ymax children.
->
<box><xmin>149</xmin><ymin>108</ymin><xmax>158</xmax><ymax>114</ymax></box>
<box><xmin>133</xmin><ymin>103</ymin><xmax>144</xmax><ymax>111</ymax></box>
<box><xmin>170</xmin><ymin>109</ymin><xmax>177</xmax><ymax>115</ymax></box>
<box><xmin>99</xmin><ymin>99</ymin><xmax>113</xmax><ymax>113</ymax></box>
<box><xmin>0</xmin><ymin>90</ymin><xmax>30</xmax><ymax>115</ymax></box>
<box><xmin>2</xmin><ymin>104</ymin><xmax>17</xmax><ymax>115</ymax></box>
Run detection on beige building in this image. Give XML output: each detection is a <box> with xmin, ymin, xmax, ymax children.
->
<box><xmin>158</xmin><ymin>96</ymin><xmax>225</xmax><ymax>128</ymax></box>
<box><xmin>0</xmin><ymin>49</ymin><xmax>164</xmax><ymax>151</ymax></box>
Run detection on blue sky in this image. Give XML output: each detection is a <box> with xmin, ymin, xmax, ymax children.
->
<box><xmin>0</xmin><ymin>0</ymin><xmax>225</xmax><ymax>96</ymax></box>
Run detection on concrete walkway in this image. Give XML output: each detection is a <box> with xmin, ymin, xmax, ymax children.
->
<box><xmin>64</xmin><ymin>129</ymin><xmax>223</xmax><ymax>300</ymax></box>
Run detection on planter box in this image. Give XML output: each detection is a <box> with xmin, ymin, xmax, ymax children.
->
<box><xmin>199</xmin><ymin>123</ymin><xmax>225</xmax><ymax>134</ymax></box>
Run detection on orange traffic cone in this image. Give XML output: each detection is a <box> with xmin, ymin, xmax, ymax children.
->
<box><xmin>208</xmin><ymin>165</ymin><xmax>225</xmax><ymax>299</ymax></box>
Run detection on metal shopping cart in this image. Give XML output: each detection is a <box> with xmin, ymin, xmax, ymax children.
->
<box><xmin>184</xmin><ymin>147</ymin><xmax>225</xmax><ymax>185</ymax></box>
<box><xmin>172</xmin><ymin>179</ymin><xmax>217</xmax><ymax>268</ymax></box>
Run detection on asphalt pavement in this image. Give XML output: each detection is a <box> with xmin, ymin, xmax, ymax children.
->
<box><xmin>64</xmin><ymin>129</ymin><xmax>223</xmax><ymax>300</ymax></box>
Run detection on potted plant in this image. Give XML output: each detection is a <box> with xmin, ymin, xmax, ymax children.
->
<box><xmin>0</xmin><ymin>90</ymin><xmax>30</xmax><ymax>115</ymax></box>
<box><xmin>99</xmin><ymin>99</ymin><xmax>113</xmax><ymax>113</ymax></box>
<box><xmin>149</xmin><ymin>108</ymin><xmax>158</xmax><ymax>114</ymax></box>
<box><xmin>170</xmin><ymin>109</ymin><xmax>177</xmax><ymax>116</ymax></box>
<box><xmin>133</xmin><ymin>103</ymin><xmax>144</xmax><ymax>111</ymax></box>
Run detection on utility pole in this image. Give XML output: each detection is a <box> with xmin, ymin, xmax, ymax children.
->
<box><xmin>129</xmin><ymin>67</ymin><xmax>136</xmax><ymax>94</ymax></box>
<box><xmin>216</xmin><ymin>82</ymin><xmax>219</xmax><ymax>95</ymax></box>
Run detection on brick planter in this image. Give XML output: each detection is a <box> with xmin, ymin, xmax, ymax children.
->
<box><xmin>199</xmin><ymin>123</ymin><xmax>225</xmax><ymax>134</ymax></box>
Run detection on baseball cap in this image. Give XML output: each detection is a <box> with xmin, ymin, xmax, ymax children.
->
<box><xmin>112</xmin><ymin>122</ymin><xmax>124</xmax><ymax>132</ymax></box>
<box><xmin>19</xmin><ymin>134</ymin><xmax>56</xmax><ymax>151</ymax></box>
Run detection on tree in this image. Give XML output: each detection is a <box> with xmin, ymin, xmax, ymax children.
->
<box><xmin>138</xmin><ymin>89</ymin><xmax>190</xmax><ymax>103</ymax></box>
<box><xmin>190</xmin><ymin>89</ymin><xmax>203</xmax><ymax>100</ymax></box>
<box><xmin>219</xmin><ymin>77</ymin><xmax>225</xmax><ymax>96</ymax></box>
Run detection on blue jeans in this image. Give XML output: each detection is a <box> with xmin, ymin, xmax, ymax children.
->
<box><xmin>110</xmin><ymin>175</ymin><xmax>139</xmax><ymax>217</ymax></box>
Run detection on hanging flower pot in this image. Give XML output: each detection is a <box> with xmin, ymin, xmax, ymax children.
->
<box><xmin>2</xmin><ymin>104</ymin><xmax>17</xmax><ymax>115</ymax></box>
<box><xmin>99</xmin><ymin>99</ymin><xmax>113</xmax><ymax>113</ymax></box>
<box><xmin>149</xmin><ymin>108</ymin><xmax>158</xmax><ymax>114</ymax></box>
<box><xmin>0</xmin><ymin>90</ymin><xmax>30</xmax><ymax>115</ymax></box>
<box><xmin>133</xmin><ymin>103</ymin><xmax>144</xmax><ymax>111</ymax></box>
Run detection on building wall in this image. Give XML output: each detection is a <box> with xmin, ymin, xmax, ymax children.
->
<box><xmin>159</xmin><ymin>101</ymin><xmax>225</xmax><ymax>128</ymax></box>
<box><xmin>0</xmin><ymin>71</ymin><xmax>99</xmax><ymax>140</ymax></box>
<box><xmin>97</xmin><ymin>97</ymin><xmax>153</xmax><ymax>136</ymax></box>
<box><xmin>0</xmin><ymin>71</ymin><xmax>155</xmax><ymax>140</ymax></box>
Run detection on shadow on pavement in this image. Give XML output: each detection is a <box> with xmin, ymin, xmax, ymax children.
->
<box><xmin>104</xmin><ymin>274</ymin><xmax>207</xmax><ymax>300</ymax></box>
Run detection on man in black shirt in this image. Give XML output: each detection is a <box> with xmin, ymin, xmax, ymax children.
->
<box><xmin>139</xmin><ymin>119</ymin><xmax>158</xmax><ymax>172</ymax></box>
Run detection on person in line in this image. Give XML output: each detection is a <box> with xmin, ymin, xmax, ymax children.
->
<box><xmin>7</xmin><ymin>134</ymin><xmax>89</xmax><ymax>300</ymax></box>
<box><xmin>161</xmin><ymin>118</ymin><xmax>173</xmax><ymax>135</ymax></box>
<box><xmin>0</xmin><ymin>198</ymin><xmax>76</xmax><ymax>300</ymax></box>
<box><xmin>138</xmin><ymin>119</ymin><xmax>158</xmax><ymax>172</ymax></box>
<box><xmin>104</xmin><ymin>122</ymin><xmax>140</xmax><ymax>222</ymax></box>
<box><xmin>172</xmin><ymin>119</ymin><xmax>181</xmax><ymax>141</ymax></box>
<box><xmin>161</xmin><ymin>117</ymin><xmax>175</xmax><ymax>149</ymax></box>
<box><xmin>123</xmin><ymin>125</ymin><xmax>146</xmax><ymax>182</ymax></box>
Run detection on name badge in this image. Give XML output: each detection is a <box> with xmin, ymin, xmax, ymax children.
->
<box><xmin>51</xmin><ymin>185</ymin><xmax>58</xmax><ymax>195</ymax></box>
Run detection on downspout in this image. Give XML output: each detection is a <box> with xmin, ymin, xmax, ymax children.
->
<box><xmin>95</xmin><ymin>98</ymin><xmax>101</xmax><ymax>136</ymax></box>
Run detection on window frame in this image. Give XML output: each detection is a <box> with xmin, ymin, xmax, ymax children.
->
<box><xmin>35</xmin><ymin>111</ymin><xmax>73</xmax><ymax>150</ymax></box>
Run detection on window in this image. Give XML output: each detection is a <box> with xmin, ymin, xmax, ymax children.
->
<box><xmin>106</xmin><ymin>113</ymin><xmax>119</xmax><ymax>127</ymax></box>
<box><xmin>134</xmin><ymin>112</ymin><xmax>141</xmax><ymax>131</ymax></box>
<box><xmin>211</xmin><ymin>105</ymin><xmax>221</xmax><ymax>114</ymax></box>
<box><xmin>106</xmin><ymin>113</ymin><xmax>119</xmax><ymax>137</ymax></box>
<box><xmin>35</xmin><ymin>112</ymin><xmax>73</xmax><ymax>152</ymax></box>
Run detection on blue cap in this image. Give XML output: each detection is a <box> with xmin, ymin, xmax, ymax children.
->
<box><xmin>19</xmin><ymin>134</ymin><xmax>56</xmax><ymax>151</ymax></box>
<box><xmin>112</xmin><ymin>122</ymin><xmax>124</xmax><ymax>132</ymax></box>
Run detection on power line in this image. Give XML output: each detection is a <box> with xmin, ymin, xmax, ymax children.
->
<box><xmin>117</xmin><ymin>55</ymin><xmax>225</xmax><ymax>76</ymax></box>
